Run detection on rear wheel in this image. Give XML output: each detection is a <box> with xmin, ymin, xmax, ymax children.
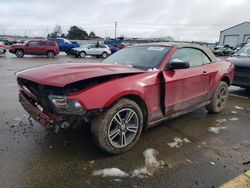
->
<box><xmin>206</xmin><ymin>81</ymin><xmax>228</xmax><ymax>113</ymax></box>
<box><xmin>79</xmin><ymin>51</ymin><xmax>86</xmax><ymax>58</ymax></box>
<box><xmin>91</xmin><ymin>99</ymin><xmax>143</xmax><ymax>154</ymax></box>
<box><xmin>15</xmin><ymin>49</ymin><xmax>24</xmax><ymax>58</ymax></box>
<box><xmin>47</xmin><ymin>51</ymin><xmax>55</xmax><ymax>58</ymax></box>
<box><xmin>102</xmin><ymin>52</ymin><xmax>108</xmax><ymax>58</ymax></box>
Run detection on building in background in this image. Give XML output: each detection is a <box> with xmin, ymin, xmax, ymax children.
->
<box><xmin>219</xmin><ymin>21</ymin><xmax>250</xmax><ymax>48</ymax></box>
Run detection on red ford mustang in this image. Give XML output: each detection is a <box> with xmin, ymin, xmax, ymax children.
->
<box><xmin>16</xmin><ymin>43</ymin><xmax>234</xmax><ymax>154</ymax></box>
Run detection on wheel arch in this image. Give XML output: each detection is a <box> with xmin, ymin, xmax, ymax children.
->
<box><xmin>104</xmin><ymin>94</ymin><xmax>149</xmax><ymax>129</ymax></box>
<box><xmin>221</xmin><ymin>76</ymin><xmax>230</xmax><ymax>86</ymax></box>
<box><xmin>15</xmin><ymin>48</ymin><xmax>24</xmax><ymax>53</ymax></box>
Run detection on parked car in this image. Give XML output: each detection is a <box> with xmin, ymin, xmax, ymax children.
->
<box><xmin>213</xmin><ymin>46</ymin><xmax>235</xmax><ymax>56</ymax></box>
<box><xmin>106</xmin><ymin>44</ymin><xmax>120</xmax><ymax>54</ymax></box>
<box><xmin>9</xmin><ymin>40</ymin><xmax>59</xmax><ymax>58</ymax></box>
<box><xmin>72</xmin><ymin>44</ymin><xmax>111</xmax><ymax>58</ymax></box>
<box><xmin>16</xmin><ymin>43</ymin><xmax>234</xmax><ymax>154</ymax></box>
<box><xmin>0</xmin><ymin>42</ymin><xmax>6</xmax><ymax>54</ymax></box>
<box><xmin>227</xmin><ymin>43</ymin><xmax>250</xmax><ymax>88</ymax></box>
<box><xmin>49</xmin><ymin>38</ymin><xmax>80</xmax><ymax>55</ymax></box>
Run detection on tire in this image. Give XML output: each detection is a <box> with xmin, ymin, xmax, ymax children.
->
<box><xmin>65</xmin><ymin>50</ymin><xmax>71</xmax><ymax>55</ymax></box>
<box><xmin>102</xmin><ymin>52</ymin><xmax>108</xmax><ymax>58</ymax></box>
<box><xmin>79</xmin><ymin>51</ymin><xmax>86</xmax><ymax>58</ymax></box>
<box><xmin>91</xmin><ymin>99</ymin><xmax>143</xmax><ymax>154</ymax></box>
<box><xmin>47</xmin><ymin>51</ymin><xmax>55</xmax><ymax>58</ymax></box>
<box><xmin>15</xmin><ymin>49</ymin><xmax>24</xmax><ymax>58</ymax></box>
<box><xmin>206</xmin><ymin>81</ymin><xmax>229</xmax><ymax>113</ymax></box>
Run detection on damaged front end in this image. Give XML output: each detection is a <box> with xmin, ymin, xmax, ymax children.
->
<box><xmin>17</xmin><ymin>77</ymin><xmax>101</xmax><ymax>129</ymax></box>
<box><xmin>17</xmin><ymin>73</ymin><xmax>134</xmax><ymax>129</ymax></box>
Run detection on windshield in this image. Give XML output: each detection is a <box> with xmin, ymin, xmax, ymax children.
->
<box><xmin>102</xmin><ymin>46</ymin><xmax>171</xmax><ymax>70</ymax></box>
<box><xmin>234</xmin><ymin>44</ymin><xmax>250</xmax><ymax>56</ymax></box>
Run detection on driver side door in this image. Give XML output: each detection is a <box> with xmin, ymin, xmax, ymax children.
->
<box><xmin>163</xmin><ymin>47</ymin><xmax>207</xmax><ymax>115</ymax></box>
<box><xmin>26</xmin><ymin>41</ymin><xmax>38</xmax><ymax>55</ymax></box>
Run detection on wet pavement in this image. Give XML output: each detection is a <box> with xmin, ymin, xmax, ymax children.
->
<box><xmin>0</xmin><ymin>52</ymin><xmax>250</xmax><ymax>188</ymax></box>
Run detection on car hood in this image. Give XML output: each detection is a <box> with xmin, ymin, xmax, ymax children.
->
<box><xmin>227</xmin><ymin>56</ymin><xmax>250</xmax><ymax>68</ymax></box>
<box><xmin>16</xmin><ymin>63</ymin><xmax>145</xmax><ymax>87</ymax></box>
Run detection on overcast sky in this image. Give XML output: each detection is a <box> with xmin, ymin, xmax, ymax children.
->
<box><xmin>0</xmin><ymin>0</ymin><xmax>249</xmax><ymax>42</ymax></box>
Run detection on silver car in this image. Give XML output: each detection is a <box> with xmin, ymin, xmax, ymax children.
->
<box><xmin>72</xmin><ymin>44</ymin><xmax>111</xmax><ymax>58</ymax></box>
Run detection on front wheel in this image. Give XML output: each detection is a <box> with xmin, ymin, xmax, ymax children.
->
<box><xmin>79</xmin><ymin>51</ymin><xmax>86</xmax><ymax>58</ymax></box>
<box><xmin>101</xmin><ymin>52</ymin><xmax>108</xmax><ymax>58</ymax></box>
<box><xmin>206</xmin><ymin>81</ymin><xmax>228</xmax><ymax>113</ymax></box>
<box><xmin>15</xmin><ymin>49</ymin><xmax>24</xmax><ymax>58</ymax></box>
<box><xmin>91</xmin><ymin>99</ymin><xmax>143</xmax><ymax>154</ymax></box>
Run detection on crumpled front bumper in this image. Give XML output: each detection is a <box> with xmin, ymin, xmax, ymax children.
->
<box><xmin>19</xmin><ymin>93</ymin><xmax>63</xmax><ymax>129</ymax></box>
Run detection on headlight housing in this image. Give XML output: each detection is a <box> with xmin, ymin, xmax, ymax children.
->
<box><xmin>48</xmin><ymin>95</ymin><xmax>85</xmax><ymax>115</ymax></box>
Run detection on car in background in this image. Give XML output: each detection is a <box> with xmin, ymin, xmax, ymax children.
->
<box><xmin>72</xmin><ymin>44</ymin><xmax>111</xmax><ymax>58</ymax></box>
<box><xmin>213</xmin><ymin>45</ymin><xmax>235</xmax><ymax>56</ymax></box>
<box><xmin>9</xmin><ymin>40</ymin><xmax>59</xmax><ymax>58</ymax></box>
<box><xmin>116</xmin><ymin>43</ymin><xmax>127</xmax><ymax>49</ymax></box>
<box><xmin>16</xmin><ymin>43</ymin><xmax>234</xmax><ymax>154</ymax></box>
<box><xmin>227</xmin><ymin>43</ymin><xmax>250</xmax><ymax>88</ymax></box>
<box><xmin>106</xmin><ymin>44</ymin><xmax>120</xmax><ymax>54</ymax></box>
<box><xmin>0</xmin><ymin>42</ymin><xmax>6</xmax><ymax>54</ymax></box>
<box><xmin>49</xmin><ymin>38</ymin><xmax>80</xmax><ymax>55</ymax></box>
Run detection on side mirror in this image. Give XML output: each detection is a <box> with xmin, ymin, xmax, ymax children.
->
<box><xmin>167</xmin><ymin>60</ymin><xmax>190</xmax><ymax>70</ymax></box>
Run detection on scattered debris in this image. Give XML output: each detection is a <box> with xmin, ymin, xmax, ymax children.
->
<box><xmin>10</xmin><ymin>124</ymin><xmax>15</xmax><ymax>128</ymax></box>
<box><xmin>229</xmin><ymin>117</ymin><xmax>239</xmax><ymax>121</ymax></box>
<box><xmin>14</xmin><ymin>117</ymin><xmax>22</xmax><ymax>122</ymax></box>
<box><xmin>89</xmin><ymin>160</ymin><xmax>95</xmax><ymax>165</ymax></box>
<box><xmin>232</xmin><ymin>145</ymin><xmax>240</xmax><ymax>150</ymax></box>
<box><xmin>235</xmin><ymin>106</ymin><xmax>244</xmax><ymax>110</ymax></box>
<box><xmin>167</xmin><ymin>137</ymin><xmax>191</xmax><ymax>148</ymax></box>
<box><xmin>216</xmin><ymin>119</ymin><xmax>227</xmax><ymax>124</ymax></box>
<box><xmin>208</xmin><ymin>126</ymin><xmax>226</xmax><ymax>134</ymax></box>
<box><xmin>210</xmin><ymin>162</ymin><xmax>215</xmax><ymax>166</ymax></box>
<box><xmin>92</xmin><ymin>168</ymin><xmax>129</xmax><ymax>177</ymax></box>
<box><xmin>113</xmin><ymin>179</ymin><xmax>122</xmax><ymax>182</ymax></box>
<box><xmin>186</xmin><ymin>159</ymin><xmax>193</xmax><ymax>164</ymax></box>
<box><xmin>243</xmin><ymin>161</ymin><xmax>250</xmax><ymax>165</ymax></box>
<box><xmin>183</xmin><ymin>138</ymin><xmax>191</xmax><ymax>143</ymax></box>
<box><xmin>231</xmin><ymin>111</ymin><xmax>237</xmax><ymax>114</ymax></box>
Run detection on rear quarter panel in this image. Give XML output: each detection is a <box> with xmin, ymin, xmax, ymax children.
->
<box><xmin>205</xmin><ymin>59</ymin><xmax>234</xmax><ymax>100</ymax></box>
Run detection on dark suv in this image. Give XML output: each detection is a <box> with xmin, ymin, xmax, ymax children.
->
<box><xmin>9</xmin><ymin>40</ymin><xmax>59</xmax><ymax>58</ymax></box>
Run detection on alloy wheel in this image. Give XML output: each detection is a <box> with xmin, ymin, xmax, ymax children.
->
<box><xmin>108</xmin><ymin>108</ymin><xmax>139</xmax><ymax>148</ymax></box>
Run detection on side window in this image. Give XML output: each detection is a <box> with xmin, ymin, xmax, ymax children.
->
<box><xmin>39</xmin><ymin>41</ymin><xmax>47</xmax><ymax>46</ymax></box>
<box><xmin>28</xmin><ymin>41</ymin><xmax>37</xmax><ymax>47</ymax></box>
<box><xmin>201</xmin><ymin>52</ymin><xmax>212</xmax><ymax>64</ymax></box>
<box><xmin>171</xmin><ymin>48</ymin><xmax>203</xmax><ymax>67</ymax></box>
<box><xmin>48</xmin><ymin>41</ymin><xmax>55</xmax><ymax>46</ymax></box>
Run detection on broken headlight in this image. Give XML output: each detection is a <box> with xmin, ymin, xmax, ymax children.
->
<box><xmin>48</xmin><ymin>95</ymin><xmax>85</xmax><ymax>115</ymax></box>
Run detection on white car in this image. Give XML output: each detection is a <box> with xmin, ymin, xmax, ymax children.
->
<box><xmin>72</xmin><ymin>44</ymin><xmax>111</xmax><ymax>58</ymax></box>
<box><xmin>0</xmin><ymin>42</ymin><xmax>6</xmax><ymax>54</ymax></box>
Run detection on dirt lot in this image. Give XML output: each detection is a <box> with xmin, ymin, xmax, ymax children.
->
<box><xmin>0</xmin><ymin>52</ymin><xmax>250</xmax><ymax>188</ymax></box>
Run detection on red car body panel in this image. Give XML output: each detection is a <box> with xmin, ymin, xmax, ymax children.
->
<box><xmin>17</xmin><ymin>63</ymin><xmax>145</xmax><ymax>87</ymax></box>
<box><xmin>16</xmin><ymin>43</ymin><xmax>235</xmax><ymax>129</ymax></box>
<box><xmin>9</xmin><ymin>40</ymin><xmax>59</xmax><ymax>56</ymax></box>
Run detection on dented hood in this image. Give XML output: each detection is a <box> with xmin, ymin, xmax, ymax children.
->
<box><xmin>16</xmin><ymin>63</ymin><xmax>145</xmax><ymax>87</ymax></box>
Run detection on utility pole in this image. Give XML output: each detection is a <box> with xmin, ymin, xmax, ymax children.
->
<box><xmin>115</xmin><ymin>21</ymin><xmax>117</xmax><ymax>38</ymax></box>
